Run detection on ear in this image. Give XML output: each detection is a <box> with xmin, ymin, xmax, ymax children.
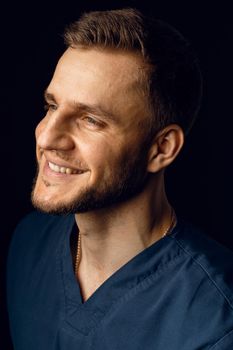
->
<box><xmin>147</xmin><ymin>124</ymin><xmax>184</xmax><ymax>173</ymax></box>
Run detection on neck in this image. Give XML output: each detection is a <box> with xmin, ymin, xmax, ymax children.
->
<box><xmin>74</xmin><ymin>175</ymin><xmax>173</xmax><ymax>280</ymax></box>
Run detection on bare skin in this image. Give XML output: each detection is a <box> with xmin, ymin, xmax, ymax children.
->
<box><xmin>76</xmin><ymin>177</ymin><xmax>172</xmax><ymax>301</ymax></box>
<box><xmin>33</xmin><ymin>47</ymin><xmax>184</xmax><ymax>302</ymax></box>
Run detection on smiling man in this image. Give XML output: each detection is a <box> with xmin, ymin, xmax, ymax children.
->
<box><xmin>7</xmin><ymin>8</ymin><xmax>233</xmax><ymax>350</ymax></box>
<box><xmin>33</xmin><ymin>48</ymin><xmax>155</xmax><ymax>215</ymax></box>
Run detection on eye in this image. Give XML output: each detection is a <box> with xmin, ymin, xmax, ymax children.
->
<box><xmin>83</xmin><ymin>116</ymin><xmax>100</xmax><ymax>126</ymax></box>
<box><xmin>44</xmin><ymin>103</ymin><xmax>57</xmax><ymax>112</ymax></box>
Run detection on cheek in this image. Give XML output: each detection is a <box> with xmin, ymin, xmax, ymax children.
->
<box><xmin>79</xmin><ymin>137</ymin><xmax>124</xmax><ymax>177</ymax></box>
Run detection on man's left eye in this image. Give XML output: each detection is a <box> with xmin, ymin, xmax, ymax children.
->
<box><xmin>84</xmin><ymin>116</ymin><xmax>99</xmax><ymax>126</ymax></box>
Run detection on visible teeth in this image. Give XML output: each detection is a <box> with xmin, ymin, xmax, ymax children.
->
<box><xmin>48</xmin><ymin>161</ymin><xmax>78</xmax><ymax>174</ymax></box>
<box><xmin>60</xmin><ymin>167</ymin><xmax>66</xmax><ymax>174</ymax></box>
<box><xmin>66</xmin><ymin>168</ymin><xmax>72</xmax><ymax>175</ymax></box>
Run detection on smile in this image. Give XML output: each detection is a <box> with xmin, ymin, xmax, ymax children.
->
<box><xmin>48</xmin><ymin>161</ymin><xmax>82</xmax><ymax>175</ymax></box>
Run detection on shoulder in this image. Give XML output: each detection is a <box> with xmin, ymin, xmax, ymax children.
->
<box><xmin>171</xmin><ymin>220</ymin><xmax>233</xmax><ymax>304</ymax></box>
<box><xmin>12</xmin><ymin>210</ymin><xmax>74</xmax><ymax>238</ymax></box>
<box><xmin>167</xmin><ymin>220</ymin><xmax>233</xmax><ymax>347</ymax></box>
<box><xmin>8</xmin><ymin>211</ymin><xmax>75</xmax><ymax>265</ymax></box>
<box><xmin>209</xmin><ymin>328</ymin><xmax>233</xmax><ymax>349</ymax></box>
<box><xmin>13</xmin><ymin>210</ymin><xmax>64</xmax><ymax>233</ymax></box>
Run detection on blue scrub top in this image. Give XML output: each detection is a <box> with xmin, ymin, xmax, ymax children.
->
<box><xmin>7</xmin><ymin>211</ymin><xmax>233</xmax><ymax>349</ymax></box>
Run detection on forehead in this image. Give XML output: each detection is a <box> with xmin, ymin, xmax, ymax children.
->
<box><xmin>47</xmin><ymin>47</ymin><xmax>151</xmax><ymax>128</ymax></box>
<box><xmin>49</xmin><ymin>47</ymin><xmax>146</xmax><ymax>105</ymax></box>
<box><xmin>56</xmin><ymin>47</ymin><xmax>144</xmax><ymax>84</ymax></box>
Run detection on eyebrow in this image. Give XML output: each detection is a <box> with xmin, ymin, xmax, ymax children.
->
<box><xmin>44</xmin><ymin>90</ymin><xmax>118</xmax><ymax>122</ymax></box>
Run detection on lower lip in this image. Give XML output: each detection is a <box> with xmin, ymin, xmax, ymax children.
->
<box><xmin>43</xmin><ymin>161</ymin><xmax>84</xmax><ymax>178</ymax></box>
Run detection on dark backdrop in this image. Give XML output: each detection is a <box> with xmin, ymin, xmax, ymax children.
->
<box><xmin>0</xmin><ymin>1</ymin><xmax>232</xmax><ymax>348</ymax></box>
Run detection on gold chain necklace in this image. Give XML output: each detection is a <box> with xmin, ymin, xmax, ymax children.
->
<box><xmin>162</xmin><ymin>207</ymin><xmax>177</xmax><ymax>237</ymax></box>
<box><xmin>75</xmin><ymin>207</ymin><xmax>177</xmax><ymax>275</ymax></box>
<box><xmin>75</xmin><ymin>229</ymin><xmax>82</xmax><ymax>275</ymax></box>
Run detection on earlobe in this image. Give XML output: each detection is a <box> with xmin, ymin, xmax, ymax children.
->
<box><xmin>147</xmin><ymin>124</ymin><xmax>184</xmax><ymax>173</ymax></box>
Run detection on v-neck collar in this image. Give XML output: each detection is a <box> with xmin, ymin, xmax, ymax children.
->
<box><xmin>58</xmin><ymin>215</ymin><xmax>183</xmax><ymax>335</ymax></box>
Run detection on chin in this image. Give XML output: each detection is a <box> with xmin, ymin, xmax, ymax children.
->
<box><xmin>31</xmin><ymin>185</ymin><xmax>75</xmax><ymax>215</ymax></box>
<box><xmin>31</xmin><ymin>194</ymin><xmax>75</xmax><ymax>215</ymax></box>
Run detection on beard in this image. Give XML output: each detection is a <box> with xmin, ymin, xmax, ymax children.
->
<box><xmin>31</xmin><ymin>143</ymin><xmax>150</xmax><ymax>215</ymax></box>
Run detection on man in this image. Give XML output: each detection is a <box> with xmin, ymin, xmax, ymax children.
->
<box><xmin>7</xmin><ymin>8</ymin><xmax>233</xmax><ymax>350</ymax></box>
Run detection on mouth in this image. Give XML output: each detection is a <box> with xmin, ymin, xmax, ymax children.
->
<box><xmin>41</xmin><ymin>159</ymin><xmax>88</xmax><ymax>180</ymax></box>
<box><xmin>48</xmin><ymin>161</ymin><xmax>84</xmax><ymax>175</ymax></box>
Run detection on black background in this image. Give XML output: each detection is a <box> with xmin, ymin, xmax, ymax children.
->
<box><xmin>0</xmin><ymin>1</ymin><xmax>232</xmax><ymax>348</ymax></box>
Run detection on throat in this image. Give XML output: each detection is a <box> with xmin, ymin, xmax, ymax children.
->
<box><xmin>69</xmin><ymin>203</ymin><xmax>176</xmax><ymax>302</ymax></box>
<box><xmin>76</xmin><ymin>264</ymin><xmax>110</xmax><ymax>303</ymax></box>
<box><xmin>70</xmin><ymin>228</ymin><xmax>110</xmax><ymax>303</ymax></box>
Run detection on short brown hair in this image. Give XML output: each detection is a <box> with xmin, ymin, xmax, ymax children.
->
<box><xmin>64</xmin><ymin>8</ymin><xmax>203</xmax><ymax>136</ymax></box>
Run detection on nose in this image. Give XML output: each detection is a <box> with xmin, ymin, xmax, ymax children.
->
<box><xmin>36</xmin><ymin>113</ymin><xmax>75</xmax><ymax>151</ymax></box>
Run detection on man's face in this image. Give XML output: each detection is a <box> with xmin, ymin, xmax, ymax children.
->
<box><xmin>32</xmin><ymin>47</ymin><xmax>152</xmax><ymax>214</ymax></box>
